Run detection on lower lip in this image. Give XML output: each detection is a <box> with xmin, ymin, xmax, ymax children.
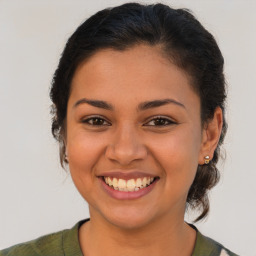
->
<box><xmin>99</xmin><ymin>177</ymin><xmax>158</xmax><ymax>200</ymax></box>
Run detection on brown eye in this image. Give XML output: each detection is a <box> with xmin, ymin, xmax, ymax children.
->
<box><xmin>82</xmin><ymin>116</ymin><xmax>110</xmax><ymax>126</ymax></box>
<box><xmin>145</xmin><ymin>117</ymin><xmax>176</xmax><ymax>127</ymax></box>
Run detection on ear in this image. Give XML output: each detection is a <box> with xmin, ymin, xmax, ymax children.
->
<box><xmin>198</xmin><ymin>107</ymin><xmax>223</xmax><ymax>165</ymax></box>
<box><xmin>64</xmin><ymin>139</ymin><xmax>69</xmax><ymax>162</ymax></box>
<box><xmin>60</xmin><ymin>126</ymin><xmax>69</xmax><ymax>162</ymax></box>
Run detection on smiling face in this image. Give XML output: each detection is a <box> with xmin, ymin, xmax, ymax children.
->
<box><xmin>66</xmin><ymin>44</ymin><xmax>205</xmax><ymax>229</ymax></box>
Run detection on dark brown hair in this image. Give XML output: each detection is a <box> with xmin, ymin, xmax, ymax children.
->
<box><xmin>50</xmin><ymin>2</ymin><xmax>227</xmax><ymax>222</ymax></box>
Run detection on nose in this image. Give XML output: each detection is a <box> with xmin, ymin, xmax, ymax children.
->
<box><xmin>105</xmin><ymin>123</ymin><xmax>147</xmax><ymax>166</ymax></box>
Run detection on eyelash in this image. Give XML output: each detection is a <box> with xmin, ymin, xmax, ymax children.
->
<box><xmin>81</xmin><ymin>115</ymin><xmax>177</xmax><ymax>127</ymax></box>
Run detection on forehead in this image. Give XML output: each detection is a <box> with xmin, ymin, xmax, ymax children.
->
<box><xmin>69</xmin><ymin>44</ymin><xmax>199</xmax><ymax>109</ymax></box>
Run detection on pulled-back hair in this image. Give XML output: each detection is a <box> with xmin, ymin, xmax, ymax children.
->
<box><xmin>50</xmin><ymin>2</ymin><xmax>227</xmax><ymax>222</ymax></box>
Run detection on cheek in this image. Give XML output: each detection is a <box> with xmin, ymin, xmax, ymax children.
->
<box><xmin>67</xmin><ymin>131</ymin><xmax>103</xmax><ymax>187</ymax></box>
<box><xmin>69</xmin><ymin>135</ymin><xmax>100</xmax><ymax>165</ymax></box>
<box><xmin>151</xmin><ymin>126</ymin><xmax>201</xmax><ymax>161</ymax></box>
<box><xmin>149</xmin><ymin>127</ymin><xmax>201</xmax><ymax>186</ymax></box>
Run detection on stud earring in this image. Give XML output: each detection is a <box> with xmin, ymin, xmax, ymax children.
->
<box><xmin>204</xmin><ymin>155</ymin><xmax>210</xmax><ymax>164</ymax></box>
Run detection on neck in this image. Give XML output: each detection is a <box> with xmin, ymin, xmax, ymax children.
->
<box><xmin>79</xmin><ymin>211</ymin><xmax>196</xmax><ymax>256</ymax></box>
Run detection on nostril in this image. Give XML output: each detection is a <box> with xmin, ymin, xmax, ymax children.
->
<box><xmin>105</xmin><ymin>139</ymin><xmax>148</xmax><ymax>165</ymax></box>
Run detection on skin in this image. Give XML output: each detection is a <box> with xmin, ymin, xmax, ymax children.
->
<box><xmin>65</xmin><ymin>44</ymin><xmax>223</xmax><ymax>256</ymax></box>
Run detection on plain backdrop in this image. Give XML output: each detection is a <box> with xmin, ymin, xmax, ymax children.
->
<box><xmin>0</xmin><ymin>0</ymin><xmax>256</xmax><ymax>255</ymax></box>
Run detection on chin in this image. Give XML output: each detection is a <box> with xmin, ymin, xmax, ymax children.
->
<box><xmin>107</xmin><ymin>216</ymin><xmax>151</xmax><ymax>230</ymax></box>
<box><xmin>100</xmin><ymin>206</ymin><xmax>157</xmax><ymax>230</ymax></box>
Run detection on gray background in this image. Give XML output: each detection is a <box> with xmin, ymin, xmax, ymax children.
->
<box><xmin>0</xmin><ymin>0</ymin><xmax>255</xmax><ymax>255</ymax></box>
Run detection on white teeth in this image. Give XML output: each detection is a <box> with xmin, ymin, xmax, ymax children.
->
<box><xmin>117</xmin><ymin>179</ymin><xmax>126</xmax><ymax>189</ymax></box>
<box><xmin>135</xmin><ymin>178</ymin><xmax>142</xmax><ymax>188</ymax></box>
<box><xmin>104</xmin><ymin>176</ymin><xmax>156</xmax><ymax>192</ymax></box>
<box><xmin>107</xmin><ymin>177</ymin><xmax>113</xmax><ymax>186</ymax></box>
<box><xmin>113</xmin><ymin>178</ymin><xmax>118</xmax><ymax>187</ymax></box>
<box><xmin>127</xmin><ymin>187</ymin><xmax>135</xmax><ymax>192</ymax></box>
<box><xmin>127</xmin><ymin>179</ymin><xmax>136</xmax><ymax>191</ymax></box>
<box><xmin>142</xmin><ymin>177</ymin><xmax>147</xmax><ymax>187</ymax></box>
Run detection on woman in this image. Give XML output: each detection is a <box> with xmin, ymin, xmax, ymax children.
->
<box><xmin>0</xmin><ymin>2</ymin><xmax>238</xmax><ymax>256</ymax></box>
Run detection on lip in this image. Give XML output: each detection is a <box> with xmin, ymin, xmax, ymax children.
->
<box><xmin>99</xmin><ymin>176</ymin><xmax>159</xmax><ymax>200</ymax></box>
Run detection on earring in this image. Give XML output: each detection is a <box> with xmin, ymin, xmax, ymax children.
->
<box><xmin>204</xmin><ymin>155</ymin><xmax>210</xmax><ymax>164</ymax></box>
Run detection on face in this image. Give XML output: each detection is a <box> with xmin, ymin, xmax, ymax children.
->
<box><xmin>66</xmin><ymin>44</ymin><xmax>205</xmax><ymax>229</ymax></box>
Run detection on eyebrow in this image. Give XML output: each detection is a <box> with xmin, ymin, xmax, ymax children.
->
<box><xmin>73</xmin><ymin>98</ymin><xmax>185</xmax><ymax>111</ymax></box>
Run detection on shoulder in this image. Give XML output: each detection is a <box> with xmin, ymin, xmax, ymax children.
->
<box><xmin>0</xmin><ymin>230</ymin><xmax>64</xmax><ymax>256</ymax></box>
<box><xmin>0</xmin><ymin>220</ymin><xmax>86</xmax><ymax>256</ymax></box>
<box><xmin>0</xmin><ymin>231</ymin><xmax>64</xmax><ymax>256</ymax></box>
<box><xmin>191</xmin><ymin>224</ymin><xmax>239</xmax><ymax>256</ymax></box>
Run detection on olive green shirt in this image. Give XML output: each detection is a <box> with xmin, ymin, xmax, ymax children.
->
<box><xmin>0</xmin><ymin>219</ymin><xmax>238</xmax><ymax>256</ymax></box>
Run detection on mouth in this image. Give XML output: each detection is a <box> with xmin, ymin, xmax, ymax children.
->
<box><xmin>101</xmin><ymin>176</ymin><xmax>159</xmax><ymax>192</ymax></box>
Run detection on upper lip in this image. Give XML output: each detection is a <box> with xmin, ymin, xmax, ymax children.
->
<box><xmin>97</xmin><ymin>170</ymin><xmax>158</xmax><ymax>180</ymax></box>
